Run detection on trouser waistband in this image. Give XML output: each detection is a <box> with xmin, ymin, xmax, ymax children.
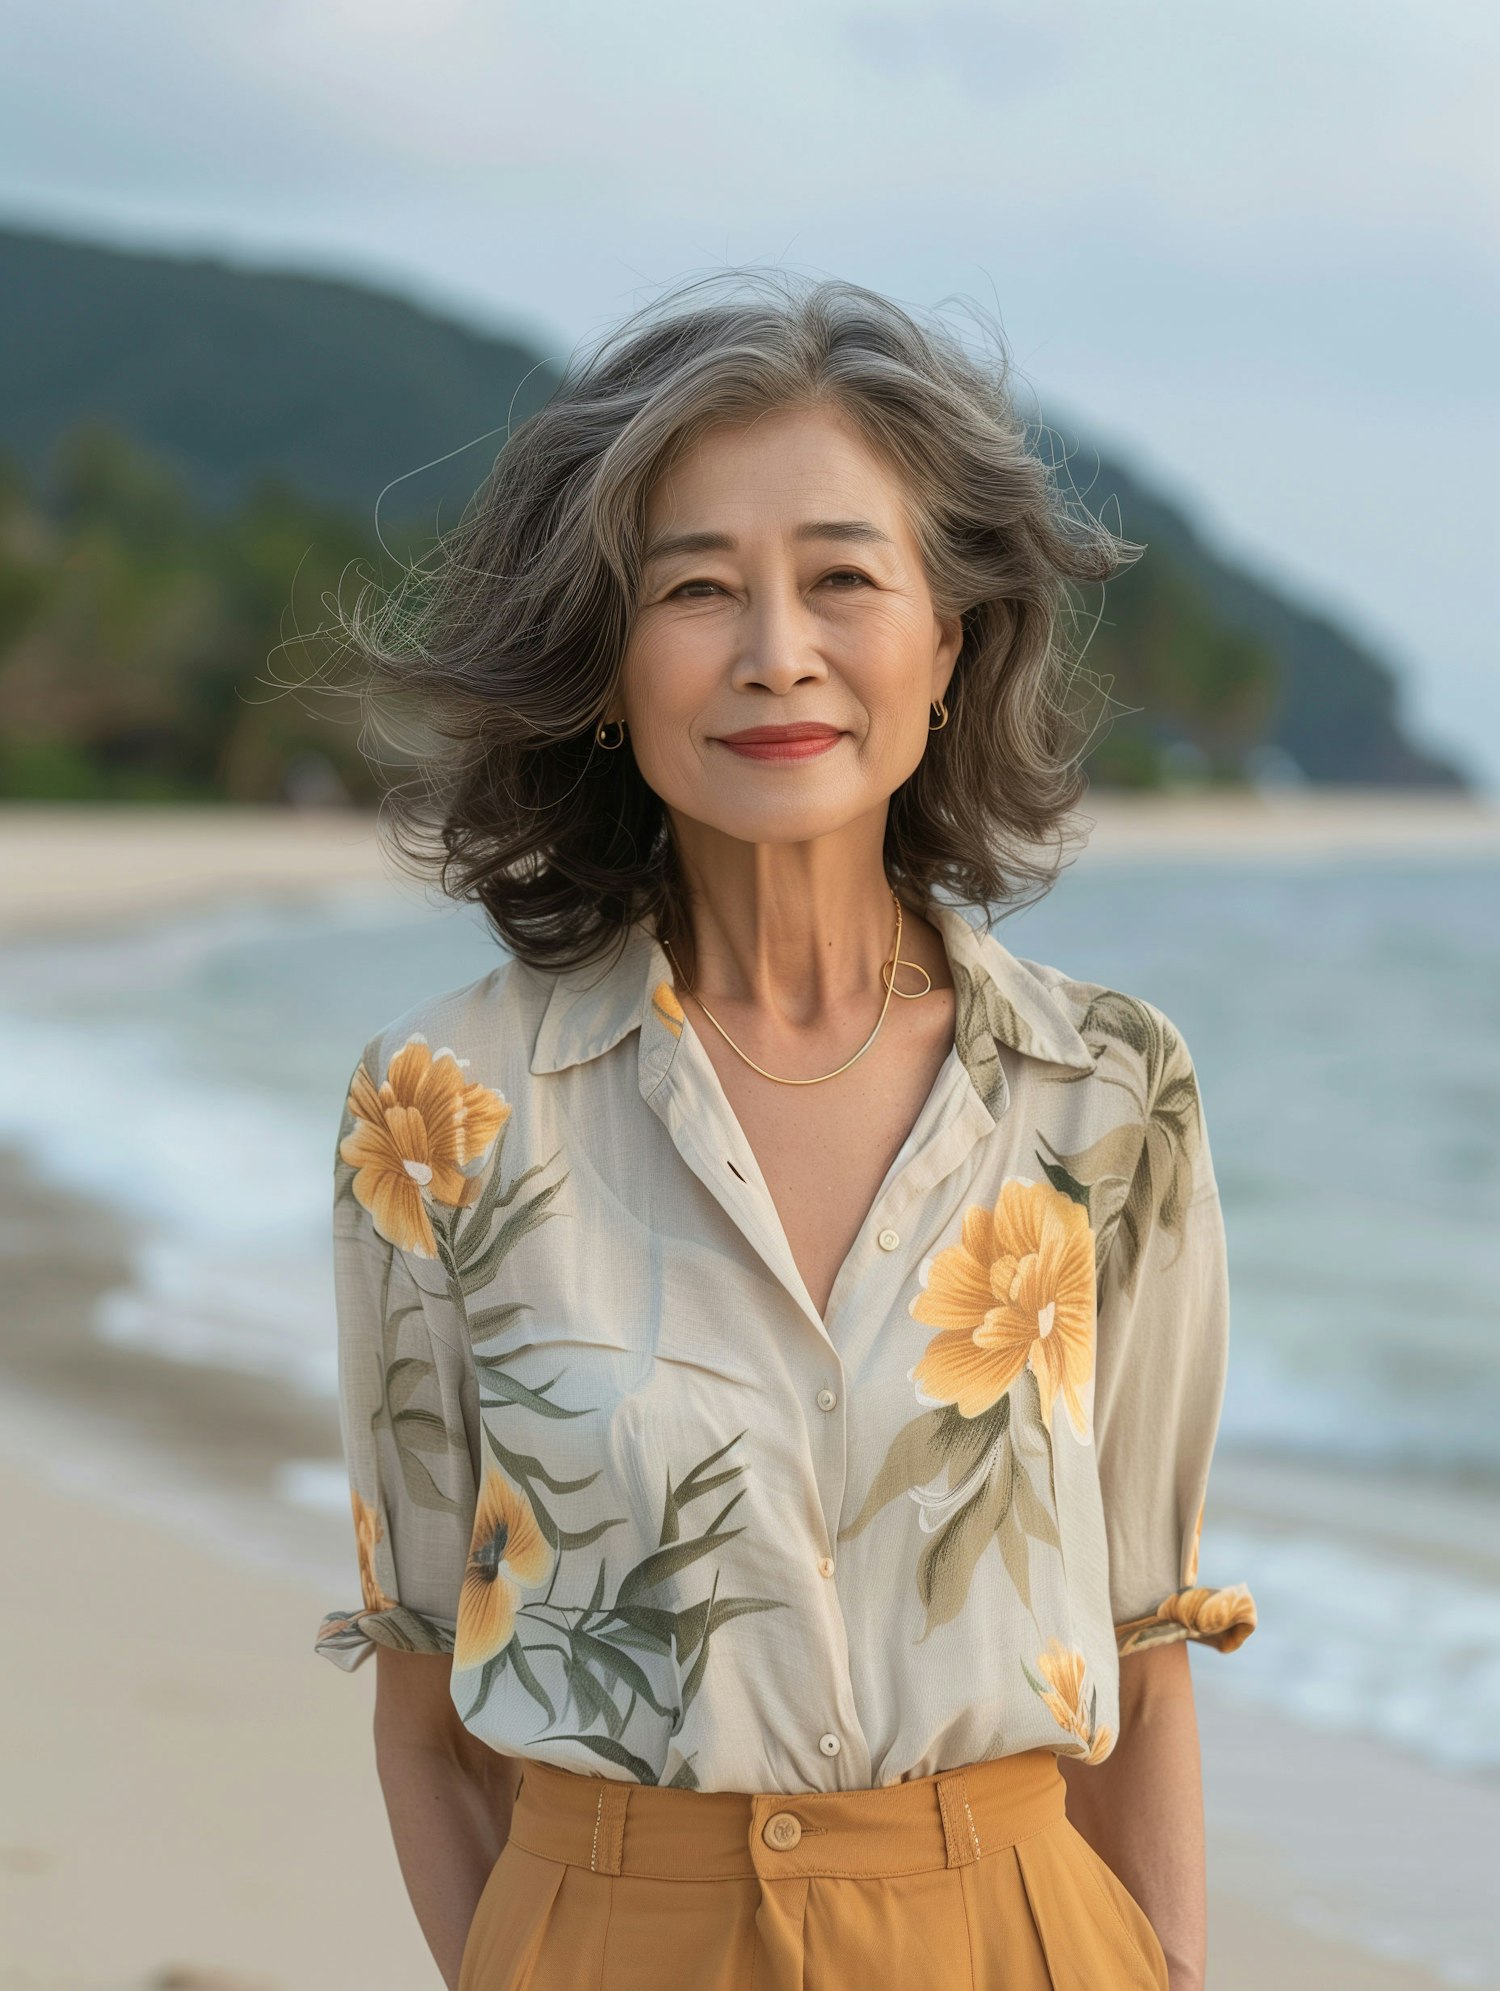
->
<box><xmin>508</xmin><ymin>1745</ymin><xmax>1067</xmax><ymax>1882</ymax></box>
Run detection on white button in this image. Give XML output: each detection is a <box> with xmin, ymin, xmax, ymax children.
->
<box><xmin>877</xmin><ymin>1228</ymin><xmax>900</xmax><ymax>1251</ymax></box>
<box><xmin>819</xmin><ymin>1732</ymin><xmax>841</xmax><ymax>1756</ymax></box>
<box><xmin>816</xmin><ymin>1387</ymin><xmax>837</xmax><ymax>1411</ymax></box>
<box><xmin>817</xmin><ymin>1555</ymin><xmax>836</xmax><ymax>1578</ymax></box>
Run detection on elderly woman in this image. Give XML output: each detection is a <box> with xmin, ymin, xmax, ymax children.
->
<box><xmin>314</xmin><ymin>272</ymin><xmax>1257</xmax><ymax>1991</ymax></box>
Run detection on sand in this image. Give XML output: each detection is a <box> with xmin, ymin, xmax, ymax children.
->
<box><xmin>2</xmin><ymin>796</ymin><xmax>1494</xmax><ymax>1987</ymax></box>
<box><xmin>1</xmin><ymin>789</ymin><xmax>1497</xmax><ymax>941</ymax></box>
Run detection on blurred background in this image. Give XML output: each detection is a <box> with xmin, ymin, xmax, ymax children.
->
<box><xmin>0</xmin><ymin>4</ymin><xmax>1495</xmax><ymax>1987</ymax></box>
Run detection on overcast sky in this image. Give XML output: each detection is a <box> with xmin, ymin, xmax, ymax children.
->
<box><xmin>5</xmin><ymin>1</ymin><xmax>1495</xmax><ymax>788</ymax></box>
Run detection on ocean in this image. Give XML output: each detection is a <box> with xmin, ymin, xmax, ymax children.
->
<box><xmin>2</xmin><ymin>853</ymin><xmax>1497</xmax><ymax>1784</ymax></box>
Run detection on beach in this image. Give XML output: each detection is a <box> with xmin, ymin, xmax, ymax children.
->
<box><xmin>3</xmin><ymin>790</ymin><xmax>1499</xmax><ymax>944</ymax></box>
<box><xmin>2</xmin><ymin>795</ymin><xmax>1497</xmax><ymax>1989</ymax></box>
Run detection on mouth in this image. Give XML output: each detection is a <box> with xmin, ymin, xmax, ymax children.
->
<box><xmin>715</xmin><ymin>723</ymin><xmax>846</xmax><ymax>763</ymax></box>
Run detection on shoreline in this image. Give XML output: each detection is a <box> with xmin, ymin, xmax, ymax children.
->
<box><xmin>1</xmin><ymin>790</ymin><xmax>1497</xmax><ymax>941</ymax></box>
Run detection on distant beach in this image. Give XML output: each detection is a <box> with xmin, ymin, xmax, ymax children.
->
<box><xmin>2</xmin><ymin>795</ymin><xmax>1496</xmax><ymax>1989</ymax></box>
<box><xmin>2</xmin><ymin>788</ymin><xmax>1498</xmax><ymax>939</ymax></box>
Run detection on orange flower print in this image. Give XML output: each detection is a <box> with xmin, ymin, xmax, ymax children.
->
<box><xmin>352</xmin><ymin>1487</ymin><xmax>398</xmax><ymax>1615</ymax></box>
<box><xmin>340</xmin><ymin>1035</ymin><xmax>510</xmax><ymax>1259</ymax></box>
<box><xmin>1155</xmin><ymin>1584</ymin><xmax>1257</xmax><ymax>1653</ymax></box>
<box><xmin>454</xmin><ymin>1467</ymin><xmax>554</xmax><ymax>1672</ymax></box>
<box><xmin>651</xmin><ymin>979</ymin><xmax>685</xmax><ymax>1039</ymax></box>
<box><xmin>1031</xmin><ymin>1638</ymin><xmax>1113</xmax><ymax>1762</ymax></box>
<box><xmin>909</xmin><ymin>1178</ymin><xmax>1096</xmax><ymax>1438</ymax></box>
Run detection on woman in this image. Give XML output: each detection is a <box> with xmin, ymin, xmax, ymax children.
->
<box><xmin>313</xmin><ymin>272</ymin><xmax>1257</xmax><ymax>1991</ymax></box>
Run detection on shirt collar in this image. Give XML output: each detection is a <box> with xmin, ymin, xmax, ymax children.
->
<box><xmin>528</xmin><ymin>898</ymin><xmax>1096</xmax><ymax>1081</ymax></box>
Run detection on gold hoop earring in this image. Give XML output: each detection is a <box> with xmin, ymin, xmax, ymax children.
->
<box><xmin>928</xmin><ymin>698</ymin><xmax>949</xmax><ymax>732</ymax></box>
<box><xmin>595</xmin><ymin>717</ymin><xmax>626</xmax><ymax>749</ymax></box>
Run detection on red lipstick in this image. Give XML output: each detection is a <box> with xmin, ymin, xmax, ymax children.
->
<box><xmin>716</xmin><ymin>723</ymin><xmax>844</xmax><ymax>763</ymax></box>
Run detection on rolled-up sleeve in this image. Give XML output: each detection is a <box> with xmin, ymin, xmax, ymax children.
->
<box><xmin>313</xmin><ymin>1043</ymin><xmax>478</xmax><ymax>1672</ymax></box>
<box><xmin>1093</xmin><ymin>1011</ymin><xmax>1257</xmax><ymax>1658</ymax></box>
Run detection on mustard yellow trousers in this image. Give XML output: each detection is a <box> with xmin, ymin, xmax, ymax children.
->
<box><xmin>457</xmin><ymin>1745</ymin><xmax>1170</xmax><ymax>1991</ymax></box>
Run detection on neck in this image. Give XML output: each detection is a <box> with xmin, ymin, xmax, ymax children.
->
<box><xmin>662</xmin><ymin>814</ymin><xmax>913</xmax><ymax>1024</ymax></box>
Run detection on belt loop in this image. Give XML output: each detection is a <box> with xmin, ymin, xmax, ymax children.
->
<box><xmin>590</xmin><ymin>1777</ymin><xmax>630</xmax><ymax>1875</ymax></box>
<box><xmin>937</xmin><ymin>1770</ymin><xmax>983</xmax><ymax>1869</ymax></box>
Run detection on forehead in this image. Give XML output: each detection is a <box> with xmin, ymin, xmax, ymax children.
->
<box><xmin>642</xmin><ymin>403</ymin><xmax>913</xmax><ymax>536</ymax></box>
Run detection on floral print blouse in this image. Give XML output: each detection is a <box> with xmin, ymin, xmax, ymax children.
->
<box><xmin>313</xmin><ymin>899</ymin><xmax>1257</xmax><ymax>1792</ymax></box>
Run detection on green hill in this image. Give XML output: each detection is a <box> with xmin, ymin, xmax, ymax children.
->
<box><xmin>0</xmin><ymin>224</ymin><xmax>560</xmax><ymax>521</ymax></box>
<box><xmin>0</xmin><ymin>222</ymin><xmax>1469</xmax><ymax>799</ymax></box>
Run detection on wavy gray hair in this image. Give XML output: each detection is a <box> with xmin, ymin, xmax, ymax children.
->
<box><xmin>332</xmin><ymin>268</ymin><xmax>1138</xmax><ymax>971</ymax></box>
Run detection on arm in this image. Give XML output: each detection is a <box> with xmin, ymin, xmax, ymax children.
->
<box><xmin>1058</xmin><ymin>1641</ymin><xmax>1206</xmax><ymax>1991</ymax></box>
<box><xmin>373</xmin><ymin>1648</ymin><xmax>523</xmax><ymax>1991</ymax></box>
<box><xmin>1079</xmin><ymin>1004</ymin><xmax>1258</xmax><ymax>1990</ymax></box>
<box><xmin>315</xmin><ymin>1036</ymin><xmax>511</xmax><ymax>1984</ymax></box>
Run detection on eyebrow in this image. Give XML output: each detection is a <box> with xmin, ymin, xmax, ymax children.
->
<box><xmin>641</xmin><ymin>519</ymin><xmax>897</xmax><ymax>567</ymax></box>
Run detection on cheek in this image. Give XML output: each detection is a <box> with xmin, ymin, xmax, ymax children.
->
<box><xmin>855</xmin><ymin>701</ymin><xmax>929</xmax><ymax>793</ymax></box>
<box><xmin>617</xmin><ymin>629</ymin><xmax>716</xmax><ymax>790</ymax></box>
<box><xmin>843</xmin><ymin>623</ymin><xmax>937</xmax><ymax>773</ymax></box>
<box><xmin>619</xmin><ymin>623</ymin><xmax>708</xmax><ymax>722</ymax></box>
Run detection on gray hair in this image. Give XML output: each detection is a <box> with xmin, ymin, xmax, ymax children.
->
<box><xmin>331</xmin><ymin>267</ymin><xmax>1139</xmax><ymax>971</ymax></box>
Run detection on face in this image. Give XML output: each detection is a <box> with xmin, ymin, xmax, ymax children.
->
<box><xmin>612</xmin><ymin>401</ymin><xmax>962</xmax><ymax>852</ymax></box>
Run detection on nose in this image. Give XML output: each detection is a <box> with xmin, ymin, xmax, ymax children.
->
<box><xmin>730</xmin><ymin>578</ymin><xmax>831</xmax><ymax>695</ymax></box>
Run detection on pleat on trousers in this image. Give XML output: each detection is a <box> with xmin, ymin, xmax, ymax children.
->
<box><xmin>456</xmin><ymin>1744</ymin><xmax>1171</xmax><ymax>1991</ymax></box>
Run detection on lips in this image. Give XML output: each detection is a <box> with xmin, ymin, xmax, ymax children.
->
<box><xmin>718</xmin><ymin>724</ymin><xmax>843</xmax><ymax>745</ymax></box>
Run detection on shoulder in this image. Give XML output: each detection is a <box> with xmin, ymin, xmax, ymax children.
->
<box><xmin>1013</xmin><ymin>953</ymin><xmax>1201</xmax><ymax>1105</ymax></box>
<box><xmin>353</xmin><ymin>952</ymin><xmax>555</xmax><ymax>1105</ymax></box>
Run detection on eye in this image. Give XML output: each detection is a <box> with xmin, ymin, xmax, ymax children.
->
<box><xmin>663</xmin><ymin>569</ymin><xmax>872</xmax><ymax>601</ymax></box>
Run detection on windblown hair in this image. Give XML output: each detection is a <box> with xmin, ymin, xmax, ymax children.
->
<box><xmin>331</xmin><ymin>268</ymin><xmax>1140</xmax><ymax>973</ymax></box>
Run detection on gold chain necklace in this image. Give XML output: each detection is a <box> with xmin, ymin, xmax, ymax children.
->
<box><xmin>660</xmin><ymin>886</ymin><xmax>933</xmax><ymax>1086</ymax></box>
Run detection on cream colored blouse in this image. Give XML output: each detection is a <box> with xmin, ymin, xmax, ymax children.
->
<box><xmin>313</xmin><ymin>900</ymin><xmax>1257</xmax><ymax>1791</ymax></box>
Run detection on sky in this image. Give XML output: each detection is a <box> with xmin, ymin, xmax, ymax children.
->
<box><xmin>5</xmin><ymin>0</ymin><xmax>1495</xmax><ymax>788</ymax></box>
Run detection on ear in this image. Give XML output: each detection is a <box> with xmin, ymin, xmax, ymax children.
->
<box><xmin>933</xmin><ymin>611</ymin><xmax>963</xmax><ymax>701</ymax></box>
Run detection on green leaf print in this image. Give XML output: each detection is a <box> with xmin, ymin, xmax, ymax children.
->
<box><xmin>568</xmin><ymin>1629</ymin><xmax>676</xmax><ymax>1717</ymax></box>
<box><xmin>916</xmin><ymin>1449</ymin><xmax>1020</xmax><ymax>1637</ymax></box>
<box><xmin>952</xmin><ymin>954</ymin><xmax>1017</xmax><ymax>1116</ymax></box>
<box><xmin>843</xmin><ymin>1374</ymin><xmax>1063</xmax><ymax>1641</ymax></box>
<box><xmin>657</xmin><ymin>1430</ymin><xmax>751</xmax><ymax>1544</ymax></box>
<box><xmin>474</xmin><ymin>1357</ymin><xmax>593</xmax><ymax>1419</ymax></box>
<box><xmin>391</xmin><ymin>1405</ymin><xmax>451</xmax><ymax>1453</ymax></box>
<box><xmin>384</xmin><ymin>1356</ymin><xmax>434</xmax><ymax>1412</ymax></box>
<box><xmin>1069</xmin><ymin>990</ymin><xmax>1204</xmax><ymax>1296</ymax></box>
<box><xmin>548</xmin><ymin>1733</ymin><xmax>660</xmax><ymax>1785</ymax></box>
<box><xmin>476</xmin><ymin>1434</ymin><xmax>788</xmax><ymax>1781</ymax></box>
<box><xmin>566</xmin><ymin>1658</ymin><xmax>626</xmax><ymax>1736</ymax></box>
<box><xmin>463</xmin><ymin>1301</ymin><xmax>534</xmax><ymax>1346</ymax></box>
<box><xmin>616</xmin><ymin>1498</ymin><xmax>747</xmax><ymax>1605</ymax></box>
<box><xmin>366</xmin><ymin>1253</ymin><xmax>464</xmax><ymax>1519</ymax></box>
<box><xmin>1035</xmin><ymin>1155</ymin><xmax>1091</xmax><ymax>1210</ymax></box>
<box><xmin>837</xmin><ymin>1408</ymin><xmax>950</xmax><ymax>1540</ymax></box>
<box><xmin>506</xmin><ymin>1639</ymin><xmax>558</xmax><ymax>1724</ymax></box>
